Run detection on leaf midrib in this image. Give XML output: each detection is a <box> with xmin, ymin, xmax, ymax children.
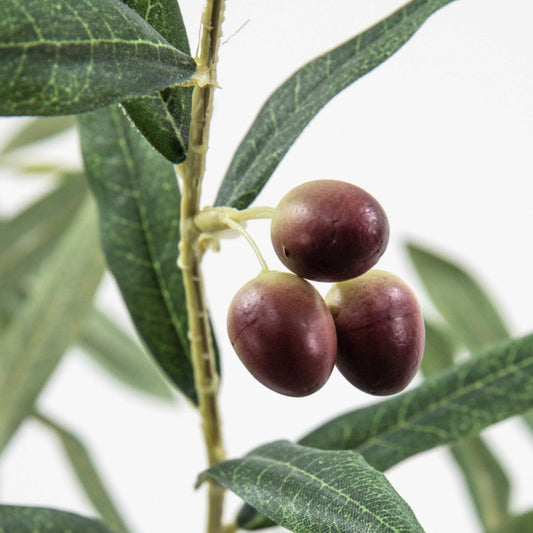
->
<box><xmin>156</xmin><ymin>91</ymin><xmax>186</xmax><ymax>144</ymax></box>
<box><xmin>234</xmin><ymin>451</ymin><xmax>405</xmax><ymax>533</ymax></box>
<box><xmin>111</xmin><ymin>111</ymin><xmax>189</xmax><ymax>358</ymax></box>
<box><xmin>0</xmin><ymin>39</ymin><xmax>179</xmax><ymax>52</ymax></box>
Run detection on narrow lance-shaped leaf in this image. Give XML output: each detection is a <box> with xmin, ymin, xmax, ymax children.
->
<box><xmin>239</xmin><ymin>334</ymin><xmax>533</xmax><ymax>530</ymax></box>
<box><xmin>0</xmin><ymin>289</ymin><xmax>22</xmax><ymax>325</ymax></box>
<box><xmin>406</xmin><ymin>242</ymin><xmax>510</xmax><ymax>352</ymax></box>
<box><xmin>422</xmin><ymin>320</ymin><xmax>510</xmax><ymax>532</ymax></box>
<box><xmin>79</xmin><ymin>310</ymin><xmax>174</xmax><ymax>401</ymax></box>
<box><xmin>406</xmin><ymin>243</ymin><xmax>533</xmax><ymax>434</ymax></box>
<box><xmin>216</xmin><ymin>0</ymin><xmax>457</xmax><ymax>209</ymax></box>
<box><xmin>0</xmin><ymin>116</ymin><xmax>76</xmax><ymax>155</ymax></box>
<box><xmin>0</xmin><ymin>506</ymin><xmax>117</xmax><ymax>533</ymax></box>
<box><xmin>199</xmin><ymin>441</ymin><xmax>423</xmax><ymax>533</ymax></box>
<box><xmin>0</xmin><ymin>199</ymin><xmax>105</xmax><ymax>452</ymax></box>
<box><xmin>0</xmin><ymin>176</ymin><xmax>87</xmax><ymax>293</ymax></box>
<box><xmin>79</xmin><ymin>105</ymin><xmax>209</xmax><ymax>404</ymax></box>
<box><xmin>120</xmin><ymin>0</ymin><xmax>193</xmax><ymax>163</ymax></box>
<box><xmin>0</xmin><ymin>285</ymin><xmax>174</xmax><ymax>402</ymax></box>
<box><xmin>420</xmin><ymin>320</ymin><xmax>457</xmax><ymax>375</ymax></box>
<box><xmin>496</xmin><ymin>511</ymin><xmax>533</xmax><ymax>533</ymax></box>
<box><xmin>34</xmin><ymin>411</ymin><xmax>132</xmax><ymax>533</ymax></box>
<box><xmin>0</xmin><ymin>176</ymin><xmax>85</xmax><ymax>249</ymax></box>
<box><xmin>0</xmin><ymin>0</ymin><xmax>196</xmax><ymax>116</ymax></box>
<box><xmin>0</xmin><ymin>161</ymin><xmax>70</xmax><ymax>176</ymax></box>
<box><xmin>451</xmin><ymin>439</ymin><xmax>510</xmax><ymax>531</ymax></box>
<box><xmin>300</xmin><ymin>334</ymin><xmax>533</xmax><ymax>471</ymax></box>
<box><xmin>0</xmin><ymin>281</ymin><xmax>175</xmax><ymax>402</ymax></box>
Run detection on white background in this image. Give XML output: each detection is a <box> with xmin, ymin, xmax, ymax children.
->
<box><xmin>1</xmin><ymin>0</ymin><xmax>533</xmax><ymax>531</ymax></box>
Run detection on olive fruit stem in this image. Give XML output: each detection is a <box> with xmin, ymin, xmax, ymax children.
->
<box><xmin>176</xmin><ymin>0</ymin><xmax>227</xmax><ymax>532</ymax></box>
<box><xmin>221</xmin><ymin>216</ymin><xmax>270</xmax><ymax>272</ymax></box>
<box><xmin>194</xmin><ymin>205</ymin><xmax>275</xmax><ymax>233</ymax></box>
<box><xmin>194</xmin><ymin>206</ymin><xmax>271</xmax><ymax>271</ymax></box>
<box><xmin>233</xmin><ymin>205</ymin><xmax>275</xmax><ymax>221</ymax></box>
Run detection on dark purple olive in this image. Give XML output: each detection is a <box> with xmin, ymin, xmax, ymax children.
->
<box><xmin>271</xmin><ymin>180</ymin><xmax>389</xmax><ymax>282</ymax></box>
<box><xmin>325</xmin><ymin>270</ymin><xmax>425</xmax><ymax>396</ymax></box>
<box><xmin>227</xmin><ymin>271</ymin><xmax>337</xmax><ymax>397</ymax></box>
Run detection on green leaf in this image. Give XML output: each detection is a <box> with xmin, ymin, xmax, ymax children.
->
<box><xmin>0</xmin><ymin>176</ymin><xmax>85</xmax><ymax>250</ymax></box>
<box><xmin>34</xmin><ymin>411</ymin><xmax>132</xmax><ymax>533</ymax></box>
<box><xmin>406</xmin><ymin>242</ymin><xmax>510</xmax><ymax>352</ymax></box>
<box><xmin>0</xmin><ymin>288</ymin><xmax>21</xmax><ymax>326</ymax></box>
<box><xmin>496</xmin><ymin>511</ymin><xmax>533</xmax><ymax>533</ymax></box>
<box><xmin>0</xmin><ymin>199</ymin><xmax>105</xmax><ymax>452</ymax></box>
<box><xmin>521</xmin><ymin>411</ymin><xmax>533</xmax><ymax>434</ymax></box>
<box><xmin>421</xmin><ymin>320</ymin><xmax>510</xmax><ymax>531</ymax></box>
<box><xmin>1</xmin><ymin>116</ymin><xmax>76</xmax><ymax>155</ymax></box>
<box><xmin>0</xmin><ymin>505</ymin><xmax>117</xmax><ymax>532</ymax></box>
<box><xmin>407</xmin><ymin>243</ymin><xmax>533</xmax><ymax>438</ymax></box>
<box><xmin>79</xmin><ymin>105</ymin><xmax>199</xmax><ymax>403</ymax></box>
<box><xmin>299</xmin><ymin>334</ymin><xmax>533</xmax><ymax>471</ymax></box>
<box><xmin>215</xmin><ymin>0</ymin><xmax>457</xmax><ymax>209</ymax></box>
<box><xmin>199</xmin><ymin>440</ymin><xmax>423</xmax><ymax>533</ymax></box>
<box><xmin>450</xmin><ymin>438</ymin><xmax>510</xmax><ymax>531</ymax></box>
<box><xmin>79</xmin><ymin>310</ymin><xmax>174</xmax><ymax>401</ymax></box>
<box><xmin>120</xmin><ymin>0</ymin><xmax>193</xmax><ymax>163</ymax></box>
<box><xmin>420</xmin><ymin>320</ymin><xmax>456</xmax><ymax>376</ymax></box>
<box><xmin>239</xmin><ymin>333</ymin><xmax>533</xmax><ymax>531</ymax></box>
<box><xmin>0</xmin><ymin>286</ymin><xmax>174</xmax><ymax>402</ymax></box>
<box><xmin>0</xmin><ymin>176</ymin><xmax>87</xmax><ymax>293</ymax></box>
<box><xmin>0</xmin><ymin>0</ymin><xmax>196</xmax><ymax>116</ymax></box>
<box><xmin>236</xmin><ymin>507</ymin><xmax>276</xmax><ymax>531</ymax></box>
<box><xmin>0</xmin><ymin>162</ymin><xmax>69</xmax><ymax>176</ymax></box>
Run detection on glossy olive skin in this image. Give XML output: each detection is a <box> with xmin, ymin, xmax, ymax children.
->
<box><xmin>325</xmin><ymin>270</ymin><xmax>425</xmax><ymax>396</ymax></box>
<box><xmin>271</xmin><ymin>180</ymin><xmax>389</xmax><ymax>282</ymax></box>
<box><xmin>227</xmin><ymin>271</ymin><xmax>337</xmax><ymax>397</ymax></box>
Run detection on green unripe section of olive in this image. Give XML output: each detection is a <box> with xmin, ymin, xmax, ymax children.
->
<box><xmin>227</xmin><ymin>271</ymin><xmax>337</xmax><ymax>397</ymax></box>
<box><xmin>326</xmin><ymin>269</ymin><xmax>425</xmax><ymax>396</ymax></box>
<box><xmin>271</xmin><ymin>180</ymin><xmax>389</xmax><ymax>282</ymax></box>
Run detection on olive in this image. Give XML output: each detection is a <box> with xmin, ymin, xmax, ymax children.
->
<box><xmin>227</xmin><ymin>271</ymin><xmax>337</xmax><ymax>397</ymax></box>
<box><xmin>325</xmin><ymin>270</ymin><xmax>425</xmax><ymax>395</ymax></box>
<box><xmin>271</xmin><ymin>180</ymin><xmax>389</xmax><ymax>282</ymax></box>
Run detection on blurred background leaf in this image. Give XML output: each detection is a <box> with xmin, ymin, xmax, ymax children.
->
<box><xmin>34</xmin><ymin>411</ymin><xmax>132</xmax><ymax>533</ymax></box>
<box><xmin>0</xmin><ymin>176</ymin><xmax>87</xmax><ymax>294</ymax></box>
<box><xmin>0</xmin><ymin>288</ymin><xmax>175</xmax><ymax>404</ymax></box>
<box><xmin>422</xmin><ymin>319</ymin><xmax>510</xmax><ymax>532</ymax></box>
<box><xmin>0</xmin><ymin>117</ymin><xmax>76</xmax><ymax>156</ymax></box>
<box><xmin>0</xmin><ymin>199</ymin><xmax>105</xmax><ymax>453</ymax></box>
<box><xmin>496</xmin><ymin>511</ymin><xmax>533</xmax><ymax>533</ymax></box>
<box><xmin>406</xmin><ymin>241</ymin><xmax>510</xmax><ymax>351</ymax></box>
<box><xmin>79</xmin><ymin>310</ymin><xmax>174</xmax><ymax>402</ymax></box>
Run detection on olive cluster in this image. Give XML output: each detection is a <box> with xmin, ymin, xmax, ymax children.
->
<box><xmin>227</xmin><ymin>180</ymin><xmax>425</xmax><ymax>397</ymax></box>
